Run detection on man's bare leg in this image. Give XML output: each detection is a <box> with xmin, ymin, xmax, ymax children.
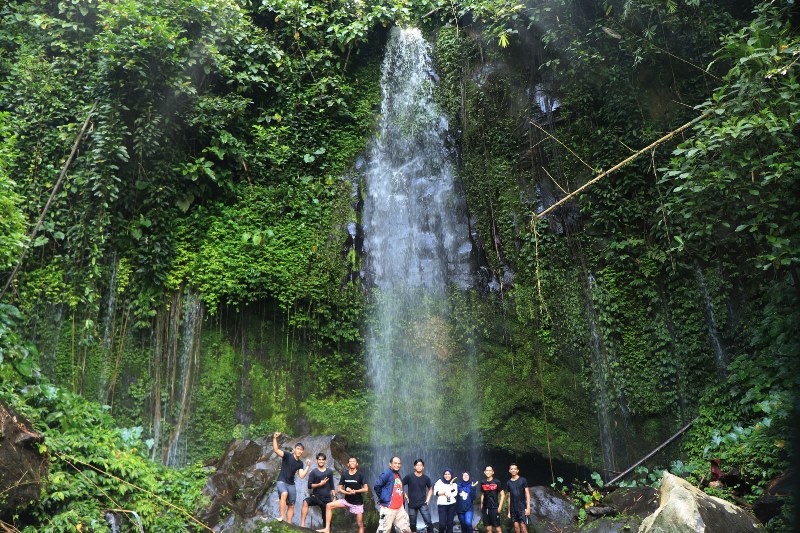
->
<box><xmin>301</xmin><ymin>501</ymin><xmax>309</xmax><ymax>528</ymax></box>
<box><xmin>287</xmin><ymin>503</ymin><xmax>295</xmax><ymax>524</ymax></box>
<box><xmin>279</xmin><ymin>491</ymin><xmax>289</xmax><ymax>521</ymax></box>
<box><xmin>317</xmin><ymin>500</ymin><xmax>346</xmax><ymax>533</ymax></box>
<box><xmin>356</xmin><ymin>512</ymin><xmax>364</xmax><ymax>533</ymax></box>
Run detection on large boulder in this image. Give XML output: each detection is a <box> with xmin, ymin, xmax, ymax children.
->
<box><xmin>199</xmin><ymin>434</ymin><xmax>350</xmax><ymax>532</ymax></box>
<box><xmin>639</xmin><ymin>472</ymin><xmax>764</xmax><ymax>532</ymax></box>
<box><xmin>602</xmin><ymin>487</ymin><xmax>659</xmax><ymax>518</ymax></box>
<box><xmin>529</xmin><ymin>486</ymin><xmax>578</xmax><ymax>532</ymax></box>
<box><xmin>0</xmin><ymin>400</ymin><xmax>48</xmax><ymax>518</ymax></box>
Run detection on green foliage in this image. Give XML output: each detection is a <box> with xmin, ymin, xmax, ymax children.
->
<box><xmin>0</xmin><ymin>304</ymin><xmax>41</xmax><ymax>382</ymax></box>
<box><xmin>681</xmin><ymin>278</ymin><xmax>798</xmax><ymax>499</ymax></box>
<box><xmin>0</xmin><ymin>112</ymin><xmax>26</xmax><ymax>272</ymax></box>
<box><xmin>304</xmin><ymin>392</ymin><xmax>369</xmax><ymax>445</ymax></box>
<box><xmin>661</xmin><ymin>2</ymin><xmax>800</xmax><ymax>272</ymax></box>
<box><xmin>0</xmin><ymin>378</ymin><xmax>207</xmax><ymax>531</ymax></box>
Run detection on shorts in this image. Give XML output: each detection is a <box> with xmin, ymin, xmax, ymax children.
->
<box><xmin>306</xmin><ymin>494</ymin><xmax>332</xmax><ymax>507</ymax></box>
<box><xmin>509</xmin><ymin>508</ymin><xmax>528</xmax><ymax>524</ymax></box>
<box><xmin>341</xmin><ymin>499</ymin><xmax>364</xmax><ymax>515</ymax></box>
<box><xmin>481</xmin><ymin>508</ymin><xmax>500</xmax><ymax>527</ymax></box>
<box><xmin>277</xmin><ymin>481</ymin><xmax>297</xmax><ymax>505</ymax></box>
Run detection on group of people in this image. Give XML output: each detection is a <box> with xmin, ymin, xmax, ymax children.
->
<box><xmin>270</xmin><ymin>433</ymin><xmax>532</xmax><ymax>533</ymax></box>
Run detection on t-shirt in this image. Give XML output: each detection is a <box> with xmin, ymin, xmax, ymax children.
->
<box><xmin>402</xmin><ymin>473</ymin><xmax>432</xmax><ymax>508</ymax></box>
<box><xmin>308</xmin><ymin>467</ymin><xmax>335</xmax><ymax>498</ymax></box>
<box><xmin>480</xmin><ymin>478</ymin><xmax>503</xmax><ymax>509</ymax></box>
<box><xmin>505</xmin><ymin>477</ymin><xmax>528</xmax><ymax>511</ymax></box>
<box><xmin>277</xmin><ymin>453</ymin><xmax>304</xmax><ymax>484</ymax></box>
<box><xmin>339</xmin><ymin>469</ymin><xmax>366</xmax><ymax>505</ymax></box>
<box><xmin>389</xmin><ymin>473</ymin><xmax>404</xmax><ymax>509</ymax></box>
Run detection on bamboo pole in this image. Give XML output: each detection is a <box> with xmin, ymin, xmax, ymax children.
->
<box><xmin>533</xmin><ymin>111</ymin><xmax>712</xmax><ymax>220</ymax></box>
<box><xmin>608</xmin><ymin>417</ymin><xmax>699</xmax><ymax>485</ymax></box>
<box><xmin>0</xmin><ymin>103</ymin><xmax>96</xmax><ymax>302</ymax></box>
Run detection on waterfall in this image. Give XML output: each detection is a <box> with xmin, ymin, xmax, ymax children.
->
<box><xmin>585</xmin><ymin>274</ymin><xmax>630</xmax><ymax>479</ymax></box>
<box><xmin>694</xmin><ymin>262</ymin><xmax>727</xmax><ymax>374</ymax></box>
<box><xmin>362</xmin><ymin>26</ymin><xmax>478</xmax><ymax>486</ymax></box>
<box><xmin>98</xmin><ymin>253</ymin><xmax>119</xmax><ymax>403</ymax></box>
<box><xmin>150</xmin><ymin>287</ymin><xmax>203</xmax><ymax>466</ymax></box>
<box><xmin>585</xmin><ymin>274</ymin><xmax>617</xmax><ymax>476</ymax></box>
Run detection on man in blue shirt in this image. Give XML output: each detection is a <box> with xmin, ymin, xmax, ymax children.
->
<box><xmin>374</xmin><ymin>456</ymin><xmax>412</xmax><ymax>533</ymax></box>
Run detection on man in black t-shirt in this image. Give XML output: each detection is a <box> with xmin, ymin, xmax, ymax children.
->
<box><xmin>505</xmin><ymin>464</ymin><xmax>530</xmax><ymax>533</ymax></box>
<box><xmin>302</xmin><ymin>452</ymin><xmax>336</xmax><ymax>528</ymax></box>
<box><xmin>402</xmin><ymin>459</ymin><xmax>434</xmax><ymax>533</ymax></box>
<box><xmin>317</xmin><ymin>456</ymin><xmax>369</xmax><ymax>533</ymax></box>
<box><xmin>272</xmin><ymin>432</ymin><xmax>311</xmax><ymax>523</ymax></box>
<box><xmin>480</xmin><ymin>465</ymin><xmax>505</xmax><ymax>533</ymax></box>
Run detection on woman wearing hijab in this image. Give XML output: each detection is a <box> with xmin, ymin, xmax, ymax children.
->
<box><xmin>433</xmin><ymin>469</ymin><xmax>458</xmax><ymax>533</ymax></box>
<box><xmin>456</xmin><ymin>472</ymin><xmax>478</xmax><ymax>533</ymax></box>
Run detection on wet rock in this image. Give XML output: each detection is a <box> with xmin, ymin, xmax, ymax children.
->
<box><xmin>199</xmin><ymin>434</ymin><xmax>349</xmax><ymax>532</ymax></box>
<box><xmin>585</xmin><ymin>506</ymin><xmax>616</xmax><ymax>517</ymax></box>
<box><xmin>529</xmin><ymin>486</ymin><xmax>578</xmax><ymax>532</ymax></box>
<box><xmin>576</xmin><ymin>515</ymin><xmax>641</xmax><ymax>533</ymax></box>
<box><xmin>752</xmin><ymin>473</ymin><xmax>793</xmax><ymax>525</ymax></box>
<box><xmin>0</xmin><ymin>400</ymin><xmax>47</xmax><ymax>517</ymax></box>
<box><xmin>752</xmin><ymin>495</ymin><xmax>782</xmax><ymax>526</ymax></box>
<box><xmin>601</xmin><ymin>487</ymin><xmax>659</xmax><ymax>518</ymax></box>
<box><xmin>640</xmin><ymin>472</ymin><xmax>764</xmax><ymax>532</ymax></box>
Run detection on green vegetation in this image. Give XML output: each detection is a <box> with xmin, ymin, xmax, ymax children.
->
<box><xmin>0</xmin><ymin>0</ymin><xmax>797</xmax><ymax>530</ymax></box>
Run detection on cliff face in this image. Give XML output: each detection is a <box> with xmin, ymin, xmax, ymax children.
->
<box><xmin>2</xmin><ymin>2</ymin><xmax>795</xmax><ymax>490</ymax></box>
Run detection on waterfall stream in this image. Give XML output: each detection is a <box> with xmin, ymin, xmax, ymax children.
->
<box><xmin>362</xmin><ymin>26</ymin><xmax>479</xmax><ymax>490</ymax></box>
<box><xmin>694</xmin><ymin>262</ymin><xmax>727</xmax><ymax>374</ymax></box>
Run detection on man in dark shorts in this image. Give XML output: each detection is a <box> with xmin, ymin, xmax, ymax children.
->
<box><xmin>317</xmin><ymin>456</ymin><xmax>368</xmax><ymax>533</ymax></box>
<box><xmin>480</xmin><ymin>466</ymin><xmax>505</xmax><ymax>533</ymax></box>
<box><xmin>272</xmin><ymin>431</ymin><xmax>311</xmax><ymax>523</ymax></box>
<box><xmin>505</xmin><ymin>464</ymin><xmax>530</xmax><ymax>533</ymax></box>
<box><xmin>403</xmin><ymin>459</ymin><xmax>433</xmax><ymax>533</ymax></box>
<box><xmin>302</xmin><ymin>452</ymin><xmax>336</xmax><ymax>528</ymax></box>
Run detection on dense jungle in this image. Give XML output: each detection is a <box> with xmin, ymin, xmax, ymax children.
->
<box><xmin>0</xmin><ymin>0</ymin><xmax>797</xmax><ymax>531</ymax></box>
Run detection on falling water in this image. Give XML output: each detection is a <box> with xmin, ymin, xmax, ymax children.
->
<box><xmin>97</xmin><ymin>253</ymin><xmax>119</xmax><ymax>403</ymax></box>
<box><xmin>150</xmin><ymin>288</ymin><xmax>203</xmax><ymax>466</ymax></box>
<box><xmin>585</xmin><ymin>274</ymin><xmax>618</xmax><ymax>476</ymax></box>
<box><xmin>694</xmin><ymin>262</ymin><xmax>727</xmax><ymax>374</ymax></box>
<box><xmin>362</xmin><ymin>26</ymin><xmax>478</xmax><ymax>485</ymax></box>
<box><xmin>165</xmin><ymin>289</ymin><xmax>202</xmax><ymax>466</ymax></box>
<box><xmin>585</xmin><ymin>274</ymin><xmax>632</xmax><ymax>479</ymax></box>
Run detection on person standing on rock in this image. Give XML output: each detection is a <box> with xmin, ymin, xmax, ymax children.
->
<box><xmin>272</xmin><ymin>431</ymin><xmax>311</xmax><ymax>523</ymax></box>
<box><xmin>302</xmin><ymin>452</ymin><xmax>337</xmax><ymax>528</ymax></box>
<box><xmin>433</xmin><ymin>469</ymin><xmax>458</xmax><ymax>533</ymax></box>
<box><xmin>479</xmin><ymin>466</ymin><xmax>505</xmax><ymax>533</ymax></box>
<box><xmin>505</xmin><ymin>464</ymin><xmax>530</xmax><ymax>533</ymax></box>
<box><xmin>317</xmin><ymin>456</ymin><xmax>368</xmax><ymax>533</ymax></box>
<box><xmin>402</xmin><ymin>459</ymin><xmax>433</xmax><ymax>533</ymax></box>
<box><xmin>374</xmin><ymin>456</ymin><xmax>412</xmax><ymax>533</ymax></box>
<box><xmin>456</xmin><ymin>471</ymin><xmax>478</xmax><ymax>533</ymax></box>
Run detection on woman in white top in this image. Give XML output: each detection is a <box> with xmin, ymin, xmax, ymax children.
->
<box><xmin>433</xmin><ymin>469</ymin><xmax>458</xmax><ymax>533</ymax></box>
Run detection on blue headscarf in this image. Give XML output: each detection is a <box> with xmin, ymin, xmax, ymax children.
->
<box><xmin>440</xmin><ymin>468</ymin><xmax>454</xmax><ymax>485</ymax></box>
<box><xmin>456</xmin><ymin>472</ymin><xmax>476</xmax><ymax>511</ymax></box>
<box><xmin>456</xmin><ymin>472</ymin><xmax>472</xmax><ymax>491</ymax></box>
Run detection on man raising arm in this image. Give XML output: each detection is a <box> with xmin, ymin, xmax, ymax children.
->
<box><xmin>272</xmin><ymin>431</ymin><xmax>311</xmax><ymax>523</ymax></box>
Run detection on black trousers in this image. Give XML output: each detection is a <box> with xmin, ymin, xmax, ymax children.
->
<box><xmin>306</xmin><ymin>495</ymin><xmax>332</xmax><ymax>527</ymax></box>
